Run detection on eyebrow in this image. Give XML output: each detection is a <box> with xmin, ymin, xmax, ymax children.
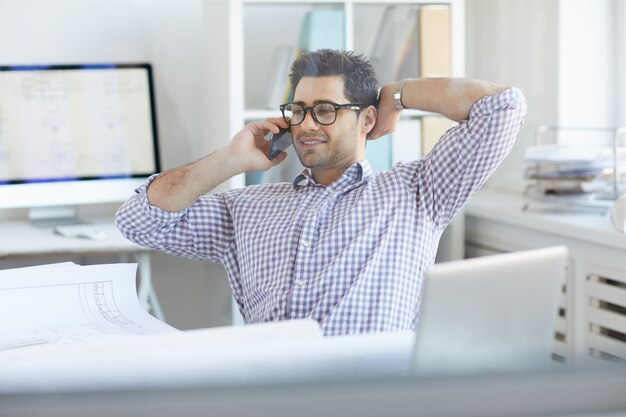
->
<box><xmin>290</xmin><ymin>99</ymin><xmax>339</xmax><ymax>106</ymax></box>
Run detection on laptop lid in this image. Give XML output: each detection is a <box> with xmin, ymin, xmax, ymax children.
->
<box><xmin>413</xmin><ymin>246</ymin><xmax>569</xmax><ymax>375</ymax></box>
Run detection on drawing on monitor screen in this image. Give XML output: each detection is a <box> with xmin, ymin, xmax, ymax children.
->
<box><xmin>0</xmin><ymin>64</ymin><xmax>161</xmax><ymax>223</ymax></box>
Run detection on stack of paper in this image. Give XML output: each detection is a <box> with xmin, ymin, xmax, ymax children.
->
<box><xmin>522</xmin><ymin>144</ymin><xmax>626</xmax><ymax>210</ymax></box>
<box><xmin>0</xmin><ymin>262</ymin><xmax>415</xmax><ymax>394</ymax></box>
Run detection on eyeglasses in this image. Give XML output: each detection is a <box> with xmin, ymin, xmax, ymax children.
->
<box><xmin>280</xmin><ymin>101</ymin><xmax>363</xmax><ymax>126</ymax></box>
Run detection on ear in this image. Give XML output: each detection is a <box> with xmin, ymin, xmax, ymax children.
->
<box><xmin>360</xmin><ymin>106</ymin><xmax>377</xmax><ymax>135</ymax></box>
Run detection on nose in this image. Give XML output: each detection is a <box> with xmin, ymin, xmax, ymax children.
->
<box><xmin>299</xmin><ymin>109</ymin><xmax>320</xmax><ymax>131</ymax></box>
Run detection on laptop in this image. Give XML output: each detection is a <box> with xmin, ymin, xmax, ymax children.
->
<box><xmin>413</xmin><ymin>246</ymin><xmax>569</xmax><ymax>375</ymax></box>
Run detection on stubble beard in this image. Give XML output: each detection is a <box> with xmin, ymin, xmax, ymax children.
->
<box><xmin>295</xmin><ymin>130</ymin><xmax>360</xmax><ymax>171</ymax></box>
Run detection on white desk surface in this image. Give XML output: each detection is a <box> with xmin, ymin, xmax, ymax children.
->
<box><xmin>0</xmin><ymin>219</ymin><xmax>148</xmax><ymax>258</ymax></box>
<box><xmin>465</xmin><ymin>189</ymin><xmax>626</xmax><ymax>251</ymax></box>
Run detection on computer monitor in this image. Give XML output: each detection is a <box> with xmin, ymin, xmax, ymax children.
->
<box><xmin>0</xmin><ymin>63</ymin><xmax>160</xmax><ymax>225</ymax></box>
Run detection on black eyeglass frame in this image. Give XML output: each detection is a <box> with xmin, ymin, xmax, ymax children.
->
<box><xmin>279</xmin><ymin>100</ymin><xmax>363</xmax><ymax>126</ymax></box>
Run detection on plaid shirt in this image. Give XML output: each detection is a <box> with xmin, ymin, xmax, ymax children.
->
<box><xmin>116</xmin><ymin>87</ymin><xmax>527</xmax><ymax>336</ymax></box>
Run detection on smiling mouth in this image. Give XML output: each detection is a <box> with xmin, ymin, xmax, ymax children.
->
<box><xmin>298</xmin><ymin>137</ymin><xmax>326</xmax><ymax>146</ymax></box>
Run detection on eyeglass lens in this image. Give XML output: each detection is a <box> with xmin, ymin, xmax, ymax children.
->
<box><xmin>283</xmin><ymin>103</ymin><xmax>337</xmax><ymax>126</ymax></box>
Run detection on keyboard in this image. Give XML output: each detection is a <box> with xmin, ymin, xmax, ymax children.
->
<box><xmin>53</xmin><ymin>223</ymin><xmax>110</xmax><ymax>240</ymax></box>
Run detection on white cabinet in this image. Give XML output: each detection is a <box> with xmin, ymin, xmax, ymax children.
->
<box><xmin>465</xmin><ymin>189</ymin><xmax>626</xmax><ymax>363</ymax></box>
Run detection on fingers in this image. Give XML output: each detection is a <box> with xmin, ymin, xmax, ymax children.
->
<box><xmin>247</xmin><ymin>117</ymin><xmax>289</xmax><ymax>137</ymax></box>
<box><xmin>248</xmin><ymin>120</ymin><xmax>278</xmax><ymax>136</ymax></box>
<box><xmin>269</xmin><ymin>150</ymin><xmax>288</xmax><ymax>166</ymax></box>
<box><xmin>368</xmin><ymin>111</ymin><xmax>400</xmax><ymax>140</ymax></box>
<box><xmin>369</xmin><ymin>82</ymin><xmax>403</xmax><ymax>139</ymax></box>
<box><xmin>368</xmin><ymin>121</ymin><xmax>398</xmax><ymax>139</ymax></box>
<box><xmin>266</xmin><ymin>116</ymin><xmax>289</xmax><ymax>129</ymax></box>
<box><xmin>368</xmin><ymin>125</ymin><xmax>391</xmax><ymax>140</ymax></box>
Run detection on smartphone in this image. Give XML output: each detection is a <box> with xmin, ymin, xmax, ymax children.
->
<box><xmin>266</xmin><ymin>127</ymin><xmax>292</xmax><ymax>160</ymax></box>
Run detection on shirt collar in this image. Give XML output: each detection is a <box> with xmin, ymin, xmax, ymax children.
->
<box><xmin>292</xmin><ymin>160</ymin><xmax>373</xmax><ymax>189</ymax></box>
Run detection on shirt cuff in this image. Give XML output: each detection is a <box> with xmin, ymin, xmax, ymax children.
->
<box><xmin>135</xmin><ymin>173</ymin><xmax>190</xmax><ymax>223</ymax></box>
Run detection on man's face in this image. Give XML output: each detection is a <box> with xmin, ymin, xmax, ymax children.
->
<box><xmin>290</xmin><ymin>76</ymin><xmax>366</xmax><ymax>173</ymax></box>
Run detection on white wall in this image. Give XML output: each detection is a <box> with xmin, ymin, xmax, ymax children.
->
<box><xmin>616</xmin><ymin>0</ymin><xmax>626</xmax><ymax>127</ymax></box>
<box><xmin>466</xmin><ymin>0</ymin><xmax>620</xmax><ymax>193</ymax></box>
<box><xmin>0</xmin><ymin>0</ymin><xmax>232</xmax><ymax>329</ymax></box>
<box><xmin>558</xmin><ymin>0</ymin><xmax>615</xmax><ymax>128</ymax></box>
<box><xmin>466</xmin><ymin>0</ymin><xmax>559</xmax><ymax>193</ymax></box>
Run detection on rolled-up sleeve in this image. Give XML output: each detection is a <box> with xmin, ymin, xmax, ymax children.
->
<box><xmin>115</xmin><ymin>174</ymin><xmax>236</xmax><ymax>262</ymax></box>
<box><xmin>397</xmin><ymin>87</ymin><xmax>527</xmax><ymax>229</ymax></box>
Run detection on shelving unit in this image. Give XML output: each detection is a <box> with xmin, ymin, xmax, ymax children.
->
<box><xmin>202</xmin><ymin>0</ymin><xmax>465</xmax><ymax>189</ymax></box>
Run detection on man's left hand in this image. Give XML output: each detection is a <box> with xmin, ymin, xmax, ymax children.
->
<box><xmin>368</xmin><ymin>82</ymin><xmax>403</xmax><ymax>140</ymax></box>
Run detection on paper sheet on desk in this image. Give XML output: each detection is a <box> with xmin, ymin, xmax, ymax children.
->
<box><xmin>0</xmin><ymin>320</ymin><xmax>414</xmax><ymax>393</ymax></box>
<box><xmin>0</xmin><ymin>262</ymin><xmax>415</xmax><ymax>393</ymax></box>
<box><xmin>0</xmin><ymin>262</ymin><xmax>178</xmax><ymax>351</ymax></box>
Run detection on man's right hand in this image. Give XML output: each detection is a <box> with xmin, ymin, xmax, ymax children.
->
<box><xmin>146</xmin><ymin>117</ymin><xmax>290</xmax><ymax>213</ymax></box>
<box><xmin>225</xmin><ymin>117</ymin><xmax>289</xmax><ymax>174</ymax></box>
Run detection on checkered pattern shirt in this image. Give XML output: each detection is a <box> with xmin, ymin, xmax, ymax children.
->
<box><xmin>116</xmin><ymin>87</ymin><xmax>526</xmax><ymax>336</ymax></box>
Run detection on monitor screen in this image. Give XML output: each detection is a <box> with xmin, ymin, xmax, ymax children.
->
<box><xmin>0</xmin><ymin>63</ymin><xmax>160</xmax><ymax>220</ymax></box>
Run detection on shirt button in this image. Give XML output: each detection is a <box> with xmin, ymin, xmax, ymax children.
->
<box><xmin>309</xmin><ymin>208</ymin><xmax>317</xmax><ymax>215</ymax></box>
<box><xmin>327</xmin><ymin>188</ymin><xmax>334</xmax><ymax>194</ymax></box>
<box><xmin>296</xmin><ymin>279</ymin><xmax>305</xmax><ymax>286</ymax></box>
<box><xmin>301</xmin><ymin>240</ymin><xmax>310</xmax><ymax>247</ymax></box>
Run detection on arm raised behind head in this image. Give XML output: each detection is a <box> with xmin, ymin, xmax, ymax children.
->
<box><xmin>369</xmin><ymin>78</ymin><xmax>509</xmax><ymax>140</ymax></box>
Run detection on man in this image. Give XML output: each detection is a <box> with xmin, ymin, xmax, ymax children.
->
<box><xmin>116</xmin><ymin>49</ymin><xmax>527</xmax><ymax>336</ymax></box>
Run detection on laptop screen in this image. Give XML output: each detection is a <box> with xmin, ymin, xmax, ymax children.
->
<box><xmin>413</xmin><ymin>246</ymin><xmax>568</xmax><ymax>375</ymax></box>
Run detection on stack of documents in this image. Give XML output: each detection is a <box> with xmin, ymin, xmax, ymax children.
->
<box><xmin>522</xmin><ymin>144</ymin><xmax>625</xmax><ymax>211</ymax></box>
<box><xmin>0</xmin><ymin>263</ymin><xmax>414</xmax><ymax>394</ymax></box>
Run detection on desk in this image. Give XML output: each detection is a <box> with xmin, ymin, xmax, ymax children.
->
<box><xmin>0</xmin><ymin>220</ymin><xmax>164</xmax><ymax>321</ymax></box>
<box><xmin>1</xmin><ymin>364</ymin><xmax>625</xmax><ymax>417</ymax></box>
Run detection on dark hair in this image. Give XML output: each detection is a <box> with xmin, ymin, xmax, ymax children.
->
<box><xmin>288</xmin><ymin>49</ymin><xmax>378</xmax><ymax>108</ymax></box>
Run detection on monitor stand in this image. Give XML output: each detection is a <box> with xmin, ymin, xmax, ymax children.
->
<box><xmin>28</xmin><ymin>205</ymin><xmax>80</xmax><ymax>228</ymax></box>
